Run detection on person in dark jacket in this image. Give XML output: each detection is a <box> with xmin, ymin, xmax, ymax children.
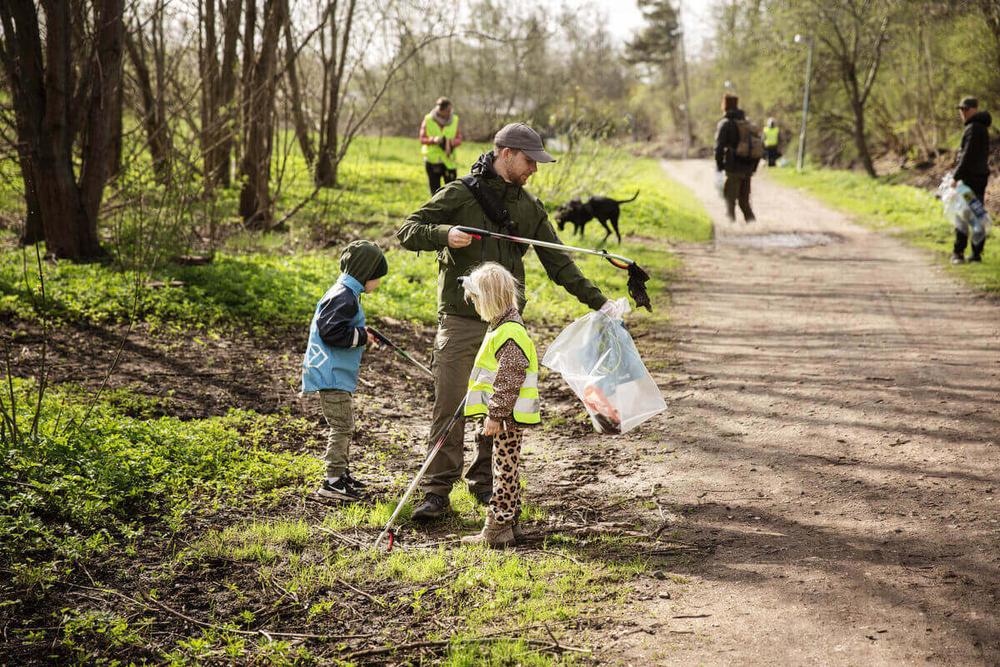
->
<box><xmin>715</xmin><ymin>94</ymin><xmax>757</xmax><ymax>222</ymax></box>
<box><xmin>396</xmin><ymin>122</ymin><xmax>617</xmax><ymax>521</ymax></box>
<box><xmin>951</xmin><ymin>97</ymin><xmax>992</xmax><ymax>263</ymax></box>
<box><xmin>302</xmin><ymin>240</ymin><xmax>388</xmax><ymax>501</ymax></box>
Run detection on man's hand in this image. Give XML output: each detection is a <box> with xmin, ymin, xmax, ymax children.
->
<box><xmin>366</xmin><ymin>328</ymin><xmax>382</xmax><ymax>349</ymax></box>
<box><xmin>448</xmin><ymin>227</ymin><xmax>473</xmax><ymax>249</ymax></box>
<box><xmin>437</xmin><ymin>136</ymin><xmax>448</xmax><ymax>150</ymax></box>
<box><xmin>483</xmin><ymin>417</ymin><xmax>504</xmax><ymax>436</ymax></box>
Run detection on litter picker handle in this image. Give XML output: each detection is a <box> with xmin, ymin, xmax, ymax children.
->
<box><xmin>453</xmin><ymin>226</ymin><xmax>635</xmax><ymax>266</ymax></box>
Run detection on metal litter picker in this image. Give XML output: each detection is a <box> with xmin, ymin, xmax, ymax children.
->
<box><xmin>454</xmin><ymin>226</ymin><xmax>653</xmax><ymax>311</ymax></box>
<box><xmin>368</xmin><ymin>326</ymin><xmax>433</xmax><ymax>378</ymax></box>
<box><xmin>374</xmin><ymin>398</ymin><xmax>466</xmax><ymax>551</ymax></box>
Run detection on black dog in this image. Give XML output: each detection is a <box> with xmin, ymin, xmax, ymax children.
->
<box><xmin>555</xmin><ymin>191</ymin><xmax>639</xmax><ymax>245</ymax></box>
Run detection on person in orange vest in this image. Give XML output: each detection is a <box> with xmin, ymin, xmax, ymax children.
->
<box><xmin>419</xmin><ymin>97</ymin><xmax>463</xmax><ymax>195</ymax></box>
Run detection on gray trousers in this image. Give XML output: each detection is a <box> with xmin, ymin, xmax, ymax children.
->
<box><xmin>320</xmin><ymin>390</ymin><xmax>354</xmax><ymax>478</ymax></box>
<box><xmin>421</xmin><ymin>313</ymin><xmax>493</xmax><ymax>498</ymax></box>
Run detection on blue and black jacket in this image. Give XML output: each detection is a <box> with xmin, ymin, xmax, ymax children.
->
<box><xmin>302</xmin><ymin>274</ymin><xmax>370</xmax><ymax>393</ymax></box>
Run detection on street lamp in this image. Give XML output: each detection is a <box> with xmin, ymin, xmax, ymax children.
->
<box><xmin>672</xmin><ymin>4</ymin><xmax>692</xmax><ymax>160</ymax></box>
<box><xmin>794</xmin><ymin>34</ymin><xmax>814</xmax><ymax>172</ymax></box>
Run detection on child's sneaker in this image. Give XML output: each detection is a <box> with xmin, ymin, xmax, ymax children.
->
<box><xmin>318</xmin><ymin>477</ymin><xmax>362</xmax><ymax>501</ymax></box>
<box><xmin>342</xmin><ymin>470</ymin><xmax>367</xmax><ymax>491</ymax></box>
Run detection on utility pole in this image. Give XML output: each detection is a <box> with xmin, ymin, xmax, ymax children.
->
<box><xmin>795</xmin><ymin>34</ymin><xmax>814</xmax><ymax>172</ymax></box>
<box><xmin>677</xmin><ymin>1</ymin><xmax>692</xmax><ymax>159</ymax></box>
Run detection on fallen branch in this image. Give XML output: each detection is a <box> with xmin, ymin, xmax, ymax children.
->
<box><xmin>336</xmin><ymin>578</ymin><xmax>386</xmax><ymax>608</ymax></box>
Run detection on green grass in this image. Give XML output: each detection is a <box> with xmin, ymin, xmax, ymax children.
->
<box><xmin>0</xmin><ymin>379</ymin><xmax>321</xmax><ymax>575</ymax></box>
<box><xmin>170</xmin><ymin>513</ymin><xmax>644</xmax><ymax>664</ymax></box>
<box><xmin>770</xmin><ymin>167</ymin><xmax>999</xmax><ymax>293</ymax></box>
<box><xmin>1</xmin><ymin>136</ymin><xmax>711</xmax><ymax>332</ymax></box>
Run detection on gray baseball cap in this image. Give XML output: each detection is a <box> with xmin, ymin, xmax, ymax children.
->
<box><xmin>957</xmin><ymin>96</ymin><xmax>979</xmax><ymax>109</ymax></box>
<box><xmin>494</xmin><ymin>123</ymin><xmax>556</xmax><ymax>163</ymax></box>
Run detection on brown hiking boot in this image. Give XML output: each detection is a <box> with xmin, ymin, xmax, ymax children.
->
<box><xmin>461</xmin><ymin>517</ymin><xmax>514</xmax><ymax>547</ymax></box>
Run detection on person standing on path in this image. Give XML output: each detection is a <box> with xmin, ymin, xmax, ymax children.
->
<box><xmin>396</xmin><ymin>122</ymin><xmax>614</xmax><ymax>521</ymax></box>
<box><xmin>715</xmin><ymin>93</ymin><xmax>758</xmax><ymax>223</ymax></box>
<box><xmin>951</xmin><ymin>96</ymin><xmax>992</xmax><ymax>264</ymax></box>
<box><xmin>420</xmin><ymin>97</ymin><xmax>463</xmax><ymax>196</ymax></box>
<box><xmin>762</xmin><ymin>118</ymin><xmax>780</xmax><ymax>168</ymax></box>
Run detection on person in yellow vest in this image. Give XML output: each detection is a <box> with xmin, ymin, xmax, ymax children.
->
<box><xmin>458</xmin><ymin>262</ymin><xmax>539</xmax><ymax>547</ymax></box>
<box><xmin>762</xmin><ymin>118</ymin><xmax>781</xmax><ymax>167</ymax></box>
<box><xmin>419</xmin><ymin>97</ymin><xmax>463</xmax><ymax>195</ymax></box>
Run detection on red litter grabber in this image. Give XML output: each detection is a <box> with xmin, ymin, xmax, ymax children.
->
<box><xmin>373</xmin><ymin>398</ymin><xmax>467</xmax><ymax>551</ymax></box>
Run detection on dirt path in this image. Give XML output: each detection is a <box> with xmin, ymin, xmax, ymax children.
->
<box><xmin>590</xmin><ymin>160</ymin><xmax>999</xmax><ymax>665</ymax></box>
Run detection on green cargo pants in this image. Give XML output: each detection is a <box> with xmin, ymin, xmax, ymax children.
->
<box><xmin>320</xmin><ymin>389</ymin><xmax>354</xmax><ymax>478</ymax></box>
<box><xmin>421</xmin><ymin>313</ymin><xmax>493</xmax><ymax>498</ymax></box>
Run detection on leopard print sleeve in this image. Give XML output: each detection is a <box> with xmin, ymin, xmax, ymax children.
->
<box><xmin>488</xmin><ymin>339</ymin><xmax>529</xmax><ymax>424</ymax></box>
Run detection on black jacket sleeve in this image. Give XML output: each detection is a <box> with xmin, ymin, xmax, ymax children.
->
<box><xmin>954</xmin><ymin>122</ymin><xmax>988</xmax><ymax>182</ymax></box>
<box><xmin>316</xmin><ymin>291</ymin><xmax>368</xmax><ymax>348</ymax></box>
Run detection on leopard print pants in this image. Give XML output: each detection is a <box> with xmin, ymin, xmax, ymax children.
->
<box><xmin>488</xmin><ymin>428</ymin><xmax>523</xmax><ymax>525</ymax></box>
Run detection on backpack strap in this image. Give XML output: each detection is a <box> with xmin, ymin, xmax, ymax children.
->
<box><xmin>460</xmin><ymin>174</ymin><xmax>514</xmax><ymax>233</ymax></box>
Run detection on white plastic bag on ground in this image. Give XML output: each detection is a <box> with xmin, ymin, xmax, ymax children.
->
<box><xmin>542</xmin><ymin>298</ymin><xmax>666</xmax><ymax>434</ymax></box>
<box><xmin>938</xmin><ymin>173</ymin><xmax>992</xmax><ymax>244</ymax></box>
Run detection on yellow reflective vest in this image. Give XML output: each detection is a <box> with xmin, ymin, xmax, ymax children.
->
<box><xmin>763</xmin><ymin>126</ymin><xmax>779</xmax><ymax>148</ymax></box>
<box><xmin>422</xmin><ymin>112</ymin><xmax>460</xmax><ymax>169</ymax></box>
<box><xmin>465</xmin><ymin>321</ymin><xmax>540</xmax><ymax>425</ymax></box>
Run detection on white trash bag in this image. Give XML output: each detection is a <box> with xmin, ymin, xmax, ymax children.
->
<box><xmin>937</xmin><ymin>173</ymin><xmax>991</xmax><ymax>244</ymax></box>
<box><xmin>542</xmin><ymin>298</ymin><xmax>666</xmax><ymax>434</ymax></box>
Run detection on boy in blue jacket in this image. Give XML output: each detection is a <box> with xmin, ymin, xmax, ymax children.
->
<box><xmin>302</xmin><ymin>240</ymin><xmax>388</xmax><ymax>500</ymax></box>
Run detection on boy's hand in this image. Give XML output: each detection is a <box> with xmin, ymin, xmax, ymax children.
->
<box><xmin>366</xmin><ymin>328</ymin><xmax>381</xmax><ymax>348</ymax></box>
<box><xmin>483</xmin><ymin>417</ymin><xmax>503</xmax><ymax>436</ymax></box>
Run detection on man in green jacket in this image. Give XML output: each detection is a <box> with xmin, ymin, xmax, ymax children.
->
<box><xmin>396</xmin><ymin>122</ymin><xmax>612</xmax><ymax>520</ymax></box>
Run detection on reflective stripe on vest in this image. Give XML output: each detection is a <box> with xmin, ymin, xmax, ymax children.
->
<box><xmin>763</xmin><ymin>126</ymin><xmax>779</xmax><ymax>148</ymax></box>
<box><xmin>422</xmin><ymin>112</ymin><xmax>460</xmax><ymax>169</ymax></box>
<box><xmin>464</xmin><ymin>321</ymin><xmax>541</xmax><ymax>425</ymax></box>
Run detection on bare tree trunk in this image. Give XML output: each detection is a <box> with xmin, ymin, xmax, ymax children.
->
<box><xmin>238</xmin><ymin>0</ymin><xmax>285</xmax><ymax>229</ymax></box>
<box><xmin>216</xmin><ymin>0</ymin><xmax>241</xmax><ymax>187</ymax></box>
<box><xmin>846</xmin><ymin>75</ymin><xmax>877</xmax><ymax>178</ymax></box>
<box><xmin>238</xmin><ymin>0</ymin><xmax>257</xmax><ymax>179</ymax></box>
<box><xmin>125</xmin><ymin>25</ymin><xmax>172</xmax><ymax>183</ymax></box>
<box><xmin>16</xmin><ymin>153</ymin><xmax>44</xmax><ymax>245</ymax></box>
<box><xmin>1</xmin><ymin>0</ymin><xmax>123</xmax><ymax>259</ymax></box>
<box><xmin>199</xmin><ymin>0</ymin><xmax>220</xmax><ymax>192</ymax></box>
<box><xmin>283</xmin><ymin>0</ymin><xmax>315</xmax><ymax>166</ymax></box>
<box><xmin>315</xmin><ymin>0</ymin><xmax>358</xmax><ymax>188</ymax></box>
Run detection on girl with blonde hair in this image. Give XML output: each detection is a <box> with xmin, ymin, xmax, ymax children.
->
<box><xmin>459</xmin><ymin>263</ymin><xmax>541</xmax><ymax>546</ymax></box>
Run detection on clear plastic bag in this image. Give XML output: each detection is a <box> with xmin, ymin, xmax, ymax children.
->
<box><xmin>715</xmin><ymin>170</ymin><xmax>725</xmax><ymax>199</ymax></box>
<box><xmin>938</xmin><ymin>173</ymin><xmax>992</xmax><ymax>243</ymax></box>
<box><xmin>542</xmin><ymin>298</ymin><xmax>666</xmax><ymax>434</ymax></box>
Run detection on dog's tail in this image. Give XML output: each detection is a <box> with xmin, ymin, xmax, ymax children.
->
<box><xmin>613</xmin><ymin>190</ymin><xmax>640</xmax><ymax>205</ymax></box>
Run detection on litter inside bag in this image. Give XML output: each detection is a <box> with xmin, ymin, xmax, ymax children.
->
<box><xmin>542</xmin><ymin>298</ymin><xmax>666</xmax><ymax>434</ymax></box>
<box><xmin>937</xmin><ymin>174</ymin><xmax>992</xmax><ymax>243</ymax></box>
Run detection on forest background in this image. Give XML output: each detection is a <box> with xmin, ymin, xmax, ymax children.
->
<box><xmin>2</xmin><ymin>0</ymin><xmax>999</xmax><ymax>261</ymax></box>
